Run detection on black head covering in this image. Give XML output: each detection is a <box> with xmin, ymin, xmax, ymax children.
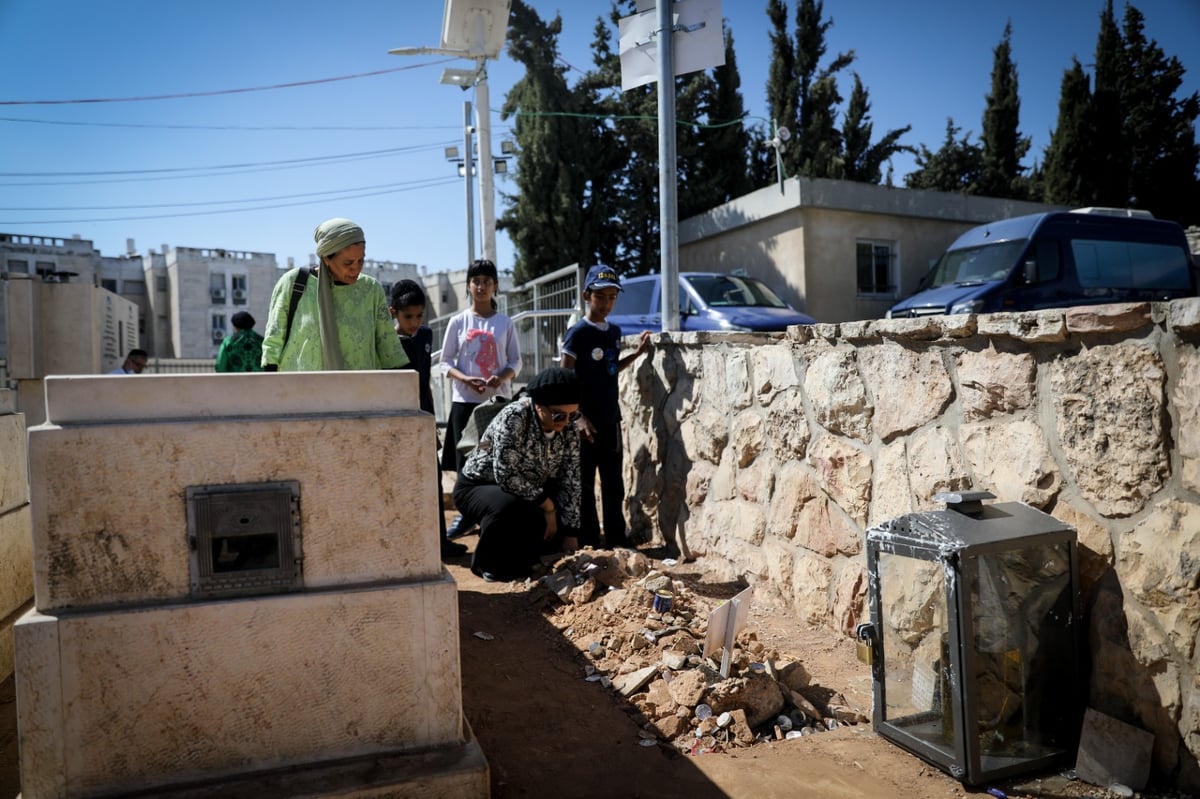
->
<box><xmin>526</xmin><ymin>367</ymin><xmax>581</xmax><ymax>406</ymax></box>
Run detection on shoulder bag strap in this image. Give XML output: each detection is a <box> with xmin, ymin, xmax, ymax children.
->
<box><xmin>283</xmin><ymin>266</ymin><xmax>313</xmax><ymax>349</ymax></box>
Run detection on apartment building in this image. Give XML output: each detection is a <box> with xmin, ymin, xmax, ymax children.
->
<box><xmin>1</xmin><ymin>233</ymin><xmax>423</xmax><ymax>363</ymax></box>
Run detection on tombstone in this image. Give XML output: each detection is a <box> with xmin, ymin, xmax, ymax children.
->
<box><xmin>15</xmin><ymin>371</ymin><xmax>487</xmax><ymax>798</ymax></box>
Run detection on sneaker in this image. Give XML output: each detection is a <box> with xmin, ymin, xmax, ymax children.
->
<box><xmin>446</xmin><ymin>514</ymin><xmax>478</xmax><ymax>539</ymax></box>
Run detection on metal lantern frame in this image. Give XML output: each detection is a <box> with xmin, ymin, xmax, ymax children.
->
<box><xmin>860</xmin><ymin>491</ymin><xmax>1085</xmax><ymax>785</ymax></box>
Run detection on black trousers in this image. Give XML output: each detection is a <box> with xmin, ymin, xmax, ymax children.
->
<box><xmin>441</xmin><ymin>401</ymin><xmax>480</xmax><ymax>473</ymax></box>
<box><xmin>578</xmin><ymin>418</ymin><xmax>628</xmax><ymax>549</ymax></box>
<box><xmin>453</xmin><ymin>477</ymin><xmax>576</xmax><ymax>580</ymax></box>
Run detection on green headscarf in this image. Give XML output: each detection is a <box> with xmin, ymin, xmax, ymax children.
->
<box><xmin>312</xmin><ymin>217</ymin><xmax>366</xmax><ymax>370</ymax></box>
<box><xmin>314</xmin><ymin>217</ymin><xmax>364</xmax><ymax>258</ymax></box>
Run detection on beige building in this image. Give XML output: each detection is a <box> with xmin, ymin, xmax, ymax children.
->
<box><xmin>0</xmin><ymin>233</ymin><xmax>426</xmax><ymax>364</ymax></box>
<box><xmin>679</xmin><ymin>176</ymin><xmax>1062</xmax><ymax>322</ymax></box>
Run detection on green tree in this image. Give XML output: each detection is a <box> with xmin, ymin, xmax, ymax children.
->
<box><xmin>978</xmin><ymin>22</ymin><xmax>1032</xmax><ymax>199</ymax></box>
<box><xmin>498</xmin><ymin>0</ymin><xmax>590</xmax><ymax>282</ymax></box>
<box><xmin>840</xmin><ymin>72</ymin><xmax>912</xmax><ymax>183</ymax></box>
<box><xmin>1090</xmin><ymin>0</ymin><xmax>1129</xmax><ymax>207</ymax></box>
<box><xmin>1118</xmin><ymin>3</ymin><xmax>1200</xmax><ymax>222</ymax></box>
<box><xmin>764</xmin><ymin>0</ymin><xmax>907</xmax><ymax>181</ymax></box>
<box><xmin>904</xmin><ymin>120</ymin><xmax>983</xmax><ymax>193</ymax></box>
<box><xmin>686</xmin><ymin>27</ymin><xmax>754</xmax><ymax>212</ymax></box>
<box><xmin>1042</xmin><ymin>58</ymin><xmax>1096</xmax><ymax>207</ymax></box>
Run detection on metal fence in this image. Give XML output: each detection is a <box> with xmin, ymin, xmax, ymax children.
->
<box><xmin>146</xmin><ymin>357</ymin><xmax>216</xmax><ymax>374</ymax></box>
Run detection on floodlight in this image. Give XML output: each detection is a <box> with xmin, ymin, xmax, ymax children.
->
<box><xmin>444</xmin><ymin>146</ymin><xmax>461</xmax><ymax>161</ymax></box>
<box><xmin>500</xmin><ymin>140</ymin><xmax>515</xmax><ymax>155</ymax></box>
<box><xmin>440</xmin><ymin>67</ymin><xmax>478</xmax><ymax>88</ymax></box>
<box><xmin>493</xmin><ymin>159</ymin><xmax>507</xmax><ymax>174</ymax></box>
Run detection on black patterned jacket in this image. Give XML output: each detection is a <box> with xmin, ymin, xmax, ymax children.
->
<box><xmin>460</xmin><ymin>396</ymin><xmax>582</xmax><ymax>528</ymax></box>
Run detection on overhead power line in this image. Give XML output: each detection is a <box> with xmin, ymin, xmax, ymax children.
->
<box><xmin>0</xmin><ymin>60</ymin><xmax>456</xmax><ymax>106</ymax></box>
<box><xmin>0</xmin><ymin>178</ymin><xmax>461</xmax><ymax>225</ymax></box>
<box><xmin>0</xmin><ymin>142</ymin><xmax>457</xmax><ymax>187</ymax></box>
<box><xmin>0</xmin><ymin>115</ymin><xmax>464</xmax><ymax>132</ymax></box>
<box><xmin>0</xmin><ymin>179</ymin><xmax>454</xmax><ymax>211</ymax></box>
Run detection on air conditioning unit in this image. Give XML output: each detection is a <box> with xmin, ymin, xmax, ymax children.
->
<box><xmin>232</xmin><ymin>289</ymin><xmax>247</xmax><ymax>302</ymax></box>
<box><xmin>211</xmin><ymin>329</ymin><xmax>225</xmax><ymax>343</ymax></box>
<box><xmin>210</xmin><ymin>288</ymin><xmax>226</xmax><ymax>302</ymax></box>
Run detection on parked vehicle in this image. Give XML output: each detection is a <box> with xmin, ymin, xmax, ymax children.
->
<box><xmin>886</xmin><ymin>208</ymin><xmax>1197</xmax><ymax>318</ymax></box>
<box><xmin>608</xmin><ymin>272</ymin><xmax>816</xmax><ymax>334</ymax></box>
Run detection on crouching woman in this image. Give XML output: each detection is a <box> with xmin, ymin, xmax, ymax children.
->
<box><xmin>453</xmin><ymin>367</ymin><xmax>583</xmax><ymax>582</ymax></box>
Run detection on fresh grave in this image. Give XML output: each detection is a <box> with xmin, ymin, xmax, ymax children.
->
<box><xmin>533</xmin><ymin>548</ymin><xmax>870</xmax><ymax>755</ymax></box>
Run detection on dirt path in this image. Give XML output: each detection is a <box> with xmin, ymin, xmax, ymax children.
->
<box><xmin>0</xmin><ymin>531</ymin><xmax>1138</xmax><ymax>798</ymax></box>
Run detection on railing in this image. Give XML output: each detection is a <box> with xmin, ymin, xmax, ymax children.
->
<box><xmin>146</xmin><ymin>358</ymin><xmax>216</xmax><ymax>374</ymax></box>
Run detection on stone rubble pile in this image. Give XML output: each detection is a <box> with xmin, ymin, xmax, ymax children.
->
<box><xmin>538</xmin><ymin>548</ymin><xmax>870</xmax><ymax>754</ymax></box>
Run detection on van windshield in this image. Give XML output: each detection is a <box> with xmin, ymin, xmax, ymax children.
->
<box><xmin>929</xmin><ymin>240</ymin><xmax>1026</xmax><ymax>288</ymax></box>
<box><xmin>684</xmin><ymin>275</ymin><xmax>789</xmax><ymax>308</ymax></box>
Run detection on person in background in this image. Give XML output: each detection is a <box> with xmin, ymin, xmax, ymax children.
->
<box><xmin>260</xmin><ymin>217</ymin><xmax>409</xmax><ymax>372</ymax></box>
<box><xmin>453</xmin><ymin>367</ymin><xmax>582</xmax><ymax>582</ymax></box>
<box><xmin>561</xmin><ymin>265</ymin><xmax>651</xmax><ymax>549</ymax></box>
<box><xmin>439</xmin><ymin>258</ymin><xmax>521</xmax><ymax>539</ymax></box>
<box><xmin>215</xmin><ymin>311</ymin><xmax>264</xmax><ymax>372</ymax></box>
<box><xmin>389</xmin><ymin>279</ymin><xmax>467</xmax><ymax>559</ymax></box>
<box><xmin>108</xmin><ymin>348</ymin><xmax>148</xmax><ymax>375</ymax></box>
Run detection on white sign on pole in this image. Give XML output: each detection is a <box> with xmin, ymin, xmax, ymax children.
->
<box><xmin>618</xmin><ymin>0</ymin><xmax>724</xmax><ymax>92</ymax></box>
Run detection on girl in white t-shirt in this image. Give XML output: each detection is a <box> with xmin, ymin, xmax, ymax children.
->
<box><xmin>440</xmin><ymin>259</ymin><xmax>522</xmax><ymax>475</ymax></box>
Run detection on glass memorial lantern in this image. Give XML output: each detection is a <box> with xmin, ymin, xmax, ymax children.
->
<box><xmin>859</xmin><ymin>491</ymin><xmax>1083</xmax><ymax>784</ymax></box>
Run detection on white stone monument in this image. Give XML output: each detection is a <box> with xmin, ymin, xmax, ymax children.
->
<box><xmin>15</xmin><ymin>371</ymin><xmax>487</xmax><ymax>798</ymax></box>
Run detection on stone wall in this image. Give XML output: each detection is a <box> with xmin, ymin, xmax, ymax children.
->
<box><xmin>620</xmin><ymin>299</ymin><xmax>1200</xmax><ymax>789</ymax></box>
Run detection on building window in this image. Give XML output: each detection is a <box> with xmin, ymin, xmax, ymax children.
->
<box><xmin>124</xmin><ymin>280</ymin><xmax>146</xmax><ymax>295</ymax></box>
<box><xmin>211</xmin><ymin>314</ymin><xmax>227</xmax><ymax>345</ymax></box>
<box><xmin>6</xmin><ymin>259</ymin><xmax>28</xmax><ymax>273</ymax></box>
<box><xmin>101</xmin><ymin>278</ymin><xmax>118</xmax><ymax>292</ymax></box>
<box><xmin>155</xmin><ymin>276</ymin><xmax>169</xmax><ymax>292</ymax></box>
<box><xmin>36</xmin><ymin>261</ymin><xmax>55</xmax><ymax>277</ymax></box>
<box><xmin>231</xmin><ymin>274</ymin><xmax>248</xmax><ymax>304</ymax></box>
<box><xmin>210</xmin><ymin>273</ymin><xmax>227</xmax><ymax>303</ymax></box>
<box><xmin>856</xmin><ymin>240</ymin><xmax>897</xmax><ymax>297</ymax></box>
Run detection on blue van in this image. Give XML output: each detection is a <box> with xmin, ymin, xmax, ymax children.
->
<box><xmin>887</xmin><ymin>208</ymin><xmax>1197</xmax><ymax>318</ymax></box>
<box><xmin>608</xmin><ymin>272</ymin><xmax>816</xmax><ymax>334</ymax></box>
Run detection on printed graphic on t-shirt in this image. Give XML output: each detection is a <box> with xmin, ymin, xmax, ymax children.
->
<box><xmin>463</xmin><ymin>327</ymin><xmax>499</xmax><ymax>377</ymax></box>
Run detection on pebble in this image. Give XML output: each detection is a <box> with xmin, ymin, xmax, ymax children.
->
<box><xmin>1109</xmin><ymin>785</ymin><xmax>1133</xmax><ymax>798</ymax></box>
<box><xmin>785</xmin><ymin>730</ymin><xmax>804</xmax><ymax>740</ymax></box>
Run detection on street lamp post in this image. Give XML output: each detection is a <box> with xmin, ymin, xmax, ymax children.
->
<box><xmin>389</xmin><ymin>0</ymin><xmax>512</xmax><ymax>266</ymax></box>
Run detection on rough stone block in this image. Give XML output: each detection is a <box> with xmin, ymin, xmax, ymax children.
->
<box><xmin>0</xmin><ymin>412</ymin><xmax>29</xmax><ymax>513</ymax></box>
<box><xmin>16</xmin><ymin>574</ymin><xmax>462</xmax><ymax>798</ymax></box>
<box><xmin>0</xmin><ymin>505</ymin><xmax>33</xmax><ymax>622</ymax></box>
<box><xmin>28</xmin><ymin>413</ymin><xmax>440</xmax><ymax>610</ymax></box>
<box><xmin>1075</xmin><ymin>707</ymin><xmax>1154</xmax><ymax>791</ymax></box>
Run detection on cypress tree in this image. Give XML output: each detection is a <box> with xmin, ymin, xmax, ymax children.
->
<box><xmin>978</xmin><ymin>22</ymin><xmax>1032</xmax><ymax>199</ymax></box>
<box><xmin>1042</xmin><ymin>59</ymin><xmax>1096</xmax><ymax>207</ymax></box>
<box><xmin>1090</xmin><ymin>0</ymin><xmax>1130</xmax><ymax>207</ymax></box>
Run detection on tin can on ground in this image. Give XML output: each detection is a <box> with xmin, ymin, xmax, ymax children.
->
<box><xmin>652</xmin><ymin>589</ymin><xmax>674</xmax><ymax>613</ymax></box>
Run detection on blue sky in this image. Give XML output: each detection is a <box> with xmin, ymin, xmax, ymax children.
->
<box><xmin>1</xmin><ymin>1</ymin><xmax>1197</xmax><ymax>277</ymax></box>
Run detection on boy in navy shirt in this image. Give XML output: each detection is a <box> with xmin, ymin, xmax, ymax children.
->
<box><xmin>561</xmin><ymin>265</ymin><xmax>651</xmax><ymax>549</ymax></box>
<box><xmin>389</xmin><ymin>280</ymin><xmax>467</xmax><ymax>559</ymax></box>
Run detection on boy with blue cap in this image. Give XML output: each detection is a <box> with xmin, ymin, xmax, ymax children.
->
<box><xmin>560</xmin><ymin>265</ymin><xmax>651</xmax><ymax>549</ymax></box>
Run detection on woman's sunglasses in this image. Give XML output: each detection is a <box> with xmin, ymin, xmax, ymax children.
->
<box><xmin>544</xmin><ymin>408</ymin><xmax>582</xmax><ymax>423</ymax></box>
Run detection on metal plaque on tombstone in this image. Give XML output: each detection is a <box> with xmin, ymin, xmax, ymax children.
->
<box><xmin>702</xmin><ymin>585</ymin><xmax>754</xmax><ymax>677</ymax></box>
